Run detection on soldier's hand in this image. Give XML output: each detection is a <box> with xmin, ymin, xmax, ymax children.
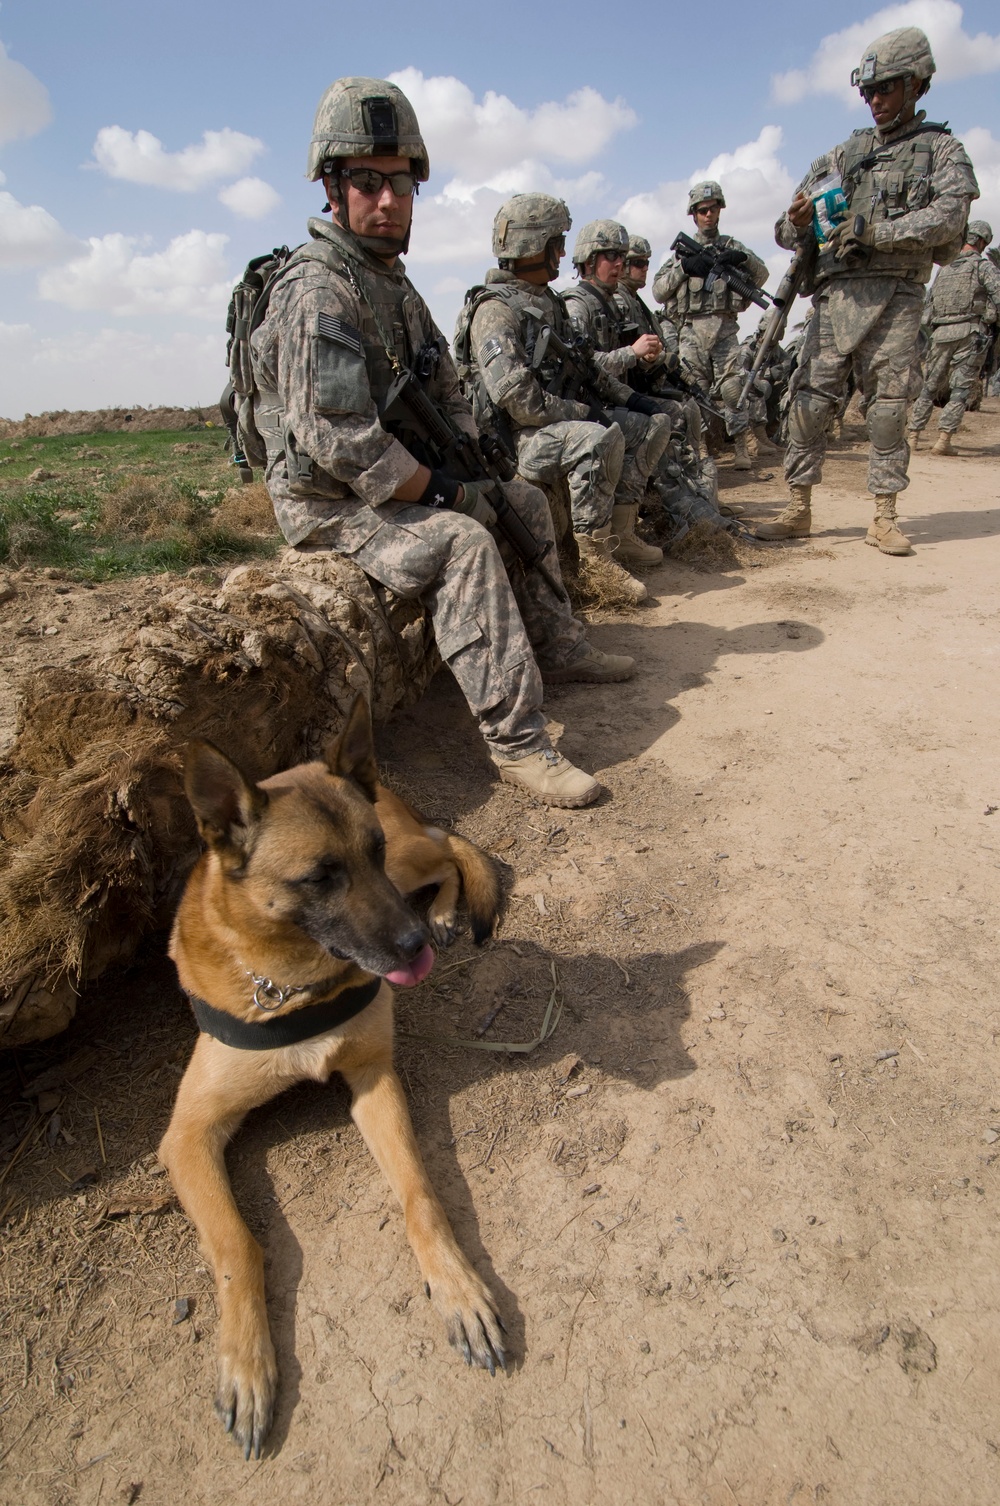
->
<box><xmin>679</xmin><ymin>250</ymin><xmax>714</xmax><ymax>279</ymax></box>
<box><xmin>715</xmin><ymin>248</ymin><xmax>748</xmax><ymax>268</ymax></box>
<box><xmin>787</xmin><ymin>192</ymin><xmax>813</xmax><ymax>230</ymax></box>
<box><xmin>631</xmin><ymin>332</ymin><xmax>662</xmax><ymax>364</ymax></box>
<box><xmin>826</xmin><ymin>217</ymin><xmax>872</xmax><ymax>265</ymax></box>
<box><xmin>453</xmin><ymin>481</ymin><xmax>498</xmax><ymax>530</ymax></box>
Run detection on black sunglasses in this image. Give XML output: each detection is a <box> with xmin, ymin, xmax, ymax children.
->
<box><xmin>339</xmin><ymin>167</ymin><xmax>419</xmax><ymax>197</ymax></box>
<box><xmin>861</xmin><ymin>76</ymin><xmax>903</xmax><ymax>101</ymax></box>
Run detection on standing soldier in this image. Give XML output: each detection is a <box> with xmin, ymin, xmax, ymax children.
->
<box><xmin>758</xmin><ymin>27</ymin><xmax>979</xmax><ymax>553</ymax></box>
<box><xmin>249</xmin><ymin>79</ymin><xmax>634</xmax><ymax>812</ymax></box>
<box><xmin>455</xmin><ymin>195</ymin><xmax>670</xmax><ymax>602</ymax></box>
<box><xmin>562</xmin><ymin>219</ymin><xmax>673</xmax><ymax>567</ymax></box>
<box><xmin>652</xmin><ymin>181</ymin><xmax>769</xmax><ymax>471</ymax></box>
<box><xmin>908</xmin><ymin>221</ymin><xmax>1000</xmax><ymax>454</ymax></box>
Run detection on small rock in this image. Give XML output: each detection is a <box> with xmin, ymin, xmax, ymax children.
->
<box><xmin>565</xmin><ymin>1083</ymin><xmax>591</xmax><ymax>1099</ymax></box>
<box><xmin>592</xmin><ymin>1219</ymin><xmax>605</xmax><ymax>1231</ymax></box>
<box><xmin>638</xmin><ymin>1340</ymin><xmax>650</xmax><ymax>1354</ymax></box>
<box><xmin>983</xmin><ymin>1129</ymin><xmax>1000</xmax><ymax>1144</ymax></box>
<box><xmin>771</xmin><ymin>1228</ymin><xmax>787</xmax><ymax>1243</ymax></box>
<box><xmin>582</xmin><ymin>1183</ymin><xmax>601</xmax><ymax>1197</ymax></box>
<box><xmin>43</xmin><ymin>625</ymin><xmax>59</xmax><ymax>636</ymax></box>
<box><xmin>709</xmin><ymin>1007</ymin><xmax>726</xmax><ymax>1021</ymax></box>
<box><xmin>875</xmin><ymin>1049</ymin><xmax>899</xmax><ymax>1062</ymax></box>
<box><xmin>172</xmin><ymin>1297</ymin><xmax>191</xmax><ymax>1324</ymax></box>
<box><xmin>27</xmin><ymin>467</ymin><xmax>57</xmax><ymax>482</ymax></box>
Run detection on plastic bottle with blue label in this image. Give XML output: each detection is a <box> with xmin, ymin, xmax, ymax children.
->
<box><xmin>812</xmin><ymin>172</ymin><xmax>848</xmax><ymax>249</ymax></box>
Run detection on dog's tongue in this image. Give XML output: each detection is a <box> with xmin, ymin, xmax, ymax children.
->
<box><xmin>385</xmin><ymin>943</ymin><xmax>435</xmax><ymax>988</ymax></box>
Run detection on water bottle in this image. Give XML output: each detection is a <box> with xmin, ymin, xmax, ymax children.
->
<box><xmin>812</xmin><ymin>172</ymin><xmax>848</xmax><ymax>250</ymax></box>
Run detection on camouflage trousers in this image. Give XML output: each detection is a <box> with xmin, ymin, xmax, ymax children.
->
<box><xmin>784</xmin><ymin>284</ymin><xmax>924</xmax><ymax>495</ymax></box>
<box><xmin>298</xmin><ymin>478</ymin><xmax>588</xmax><ymax>759</ymax></box>
<box><xmin>679</xmin><ymin>317</ymin><xmax>748</xmax><ymax>437</ymax></box>
<box><xmin>908</xmin><ymin>331</ymin><xmax>987</xmax><ymax>434</ymax></box>
<box><xmin>517</xmin><ymin>409</ymin><xmax>672</xmax><ymax>533</ymax></box>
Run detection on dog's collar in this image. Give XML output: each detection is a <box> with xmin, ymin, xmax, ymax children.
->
<box><xmin>187</xmin><ymin>976</ymin><xmax>383</xmax><ymax>1050</ymax></box>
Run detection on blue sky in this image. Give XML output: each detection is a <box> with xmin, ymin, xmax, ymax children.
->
<box><xmin>1</xmin><ymin>0</ymin><xmax>998</xmax><ymax>417</ymax></box>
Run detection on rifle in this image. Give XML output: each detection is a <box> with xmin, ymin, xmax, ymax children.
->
<box><xmin>737</xmin><ymin>238</ymin><xmax>817</xmax><ymax>409</ymax></box>
<box><xmin>530</xmin><ymin>325</ymin><xmax>613</xmax><ymax>427</ymax></box>
<box><xmin>671</xmin><ymin>231</ymin><xmax>772</xmax><ymax>312</ymax></box>
<box><xmin>380</xmin><ymin>359</ymin><xmax>568</xmax><ymax>602</ymax></box>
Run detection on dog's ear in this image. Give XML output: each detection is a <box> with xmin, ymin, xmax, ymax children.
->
<box><xmin>184</xmin><ymin>740</ymin><xmax>267</xmax><ymax>854</ymax></box>
<box><xmin>324</xmin><ymin>694</ymin><xmax>378</xmax><ymax>802</ymax></box>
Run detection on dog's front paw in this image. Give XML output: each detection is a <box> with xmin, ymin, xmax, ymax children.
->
<box><xmin>426</xmin><ymin>1257</ymin><xmax>507</xmax><ymax>1376</ymax></box>
<box><xmin>427</xmin><ymin>912</ymin><xmax>460</xmax><ymax>948</ymax></box>
<box><xmin>215</xmin><ymin>1332</ymin><xmax>278</xmax><ymax>1460</ymax></box>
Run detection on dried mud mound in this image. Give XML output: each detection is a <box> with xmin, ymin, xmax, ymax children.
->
<box><xmin>0</xmin><ymin>553</ymin><xmax>439</xmax><ymax>1048</ymax></box>
<box><xmin>0</xmin><ymin>406</ymin><xmax>214</xmax><ymax>440</ymax></box>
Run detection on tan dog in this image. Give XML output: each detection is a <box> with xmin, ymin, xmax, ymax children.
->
<box><xmin>159</xmin><ymin>696</ymin><xmax>505</xmax><ymax>1460</ymax></box>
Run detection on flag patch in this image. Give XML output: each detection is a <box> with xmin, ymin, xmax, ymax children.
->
<box><xmin>317</xmin><ymin>313</ymin><xmax>363</xmax><ymax>354</ymax></box>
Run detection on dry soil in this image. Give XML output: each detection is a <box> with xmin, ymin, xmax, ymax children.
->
<box><xmin>2</xmin><ymin>405</ymin><xmax>999</xmax><ymax>1506</ymax></box>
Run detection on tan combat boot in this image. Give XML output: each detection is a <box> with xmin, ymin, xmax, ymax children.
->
<box><xmin>865</xmin><ymin>495</ymin><xmax>911</xmax><ymax>556</ymax></box>
<box><xmin>755</xmin><ymin>485</ymin><xmax>812</xmax><ymax>540</ymax></box>
<box><xmin>494</xmin><ymin>747</ymin><xmax>601</xmax><ymax>808</ymax></box>
<box><xmin>931</xmin><ymin>431</ymin><xmax>955</xmax><ymax>456</ymax></box>
<box><xmin>751</xmin><ymin>424</ymin><xmax>783</xmax><ymax>458</ymax></box>
<box><xmin>610</xmin><ymin>504</ymin><xmax>663</xmax><ymax>567</ymax></box>
<box><xmin>732</xmin><ymin>432</ymin><xmax>752</xmax><ymax>471</ymax></box>
<box><xmin>909</xmin><ymin>430</ymin><xmax>922</xmax><ymax>451</ymax></box>
<box><xmin>574</xmin><ymin>525</ymin><xmax>647</xmax><ymax>605</ymax></box>
<box><xmin>543</xmin><ymin>643</ymin><xmax>635</xmax><ymax>684</ymax></box>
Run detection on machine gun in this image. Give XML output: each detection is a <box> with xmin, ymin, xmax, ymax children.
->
<box><xmin>380</xmin><ymin>353</ymin><xmax>567</xmax><ymax>602</ymax></box>
<box><xmin>737</xmin><ymin>238</ymin><xmax>817</xmax><ymax>409</ymax></box>
<box><xmin>671</xmin><ymin>231</ymin><xmax>772</xmax><ymax>312</ymax></box>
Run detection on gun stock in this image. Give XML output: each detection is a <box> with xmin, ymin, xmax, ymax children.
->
<box><xmin>737</xmin><ymin>239</ymin><xmax>816</xmax><ymax>408</ymax></box>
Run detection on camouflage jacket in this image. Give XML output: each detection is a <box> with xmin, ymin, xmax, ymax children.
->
<box><xmin>775</xmin><ymin>112</ymin><xmax>979</xmax><ymax>290</ymax></box>
<box><xmin>612</xmin><ymin>281</ymin><xmax>687</xmax><ymax>391</ymax></box>
<box><xmin>251</xmin><ymin>217</ymin><xmax>474</xmax><ymax>546</ymax></box>
<box><xmin>653</xmin><ymin>230</ymin><xmax>768</xmax><ymax>318</ymax></box>
<box><xmin>563</xmin><ymin>278</ymin><xmax>636</xmax><ymax>379</ymax></box>
<box><xmin>924</xmin><ymin>248</ymin><xmax>1000</xmax><ymax>339</ymax></box>
<box><xmin>459</xmin><ymin>268</ymin><xmax>633</xmax><ymax>441</ymax></box>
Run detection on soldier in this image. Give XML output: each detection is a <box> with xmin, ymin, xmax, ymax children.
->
<box><xmin>249</xmin><ymin>78</ymin><xmax>635</xmax><ymax>810</ymax></box>
<box><xmin>613</xmin><ymin>232</ymin><xmax>700</xmax><ymax>453</ymax></box>
<box><xmin>908</xmin><ymin>221</ymin><xmax>1000</xmax><ymax>454</ymax></box>
<box><xmin>652</xmin><ymin>181</ymin><xmax>770</xmax><ymax>470</ymax></box>
<box><xmin>562</xmin><ymin>219</ymin><xmax>673</xmax><ymax>567</ymax></box>
<box><xmin>758</xmin><ymin>27</ymin><xmax>979</xmax><ymax>554</ymax></box>
<box><xmin>455</xmin><ymin>194</ymin><xmax>669</xmax><ymax>603</ymax></box>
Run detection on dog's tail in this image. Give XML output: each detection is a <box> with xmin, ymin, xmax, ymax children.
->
<box><xmin>446</xmin><ymin>832</ymin><xmax>502</xmax><ymax>945</ymax></box>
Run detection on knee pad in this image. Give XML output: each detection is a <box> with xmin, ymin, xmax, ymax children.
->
<box><xmin>595</xmin><ymin>422</ymin><xmax>625</xmax><ymax>489</ymax></box>
<box><xmin>788</xmin><ymin>392</ymin><xmax>833</xmax><ymax>449</ymax></box>
<box><xmin>866</xmin><ymin>399</ymin><xmax>907</xmax><ymax>451</ymax></box>
<box><xmin>635</xmin><ymin>412</ymin><xmax>673</xmax><ymax>475</ymax></box>
<box><xmin>718</xmin><ymin>372</ymin><xmax>744</xmax><ymax>411</ymax></box>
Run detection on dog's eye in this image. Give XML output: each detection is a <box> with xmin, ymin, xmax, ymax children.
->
<box><xmin>369</xmin><ymin>831</ymin><xmax>386</xmax><ymax>860</ymax></box>
<box><xmin>295</xmin><ymin>862</ymin><xmax>344</xmax><ymax>887</ymax></box>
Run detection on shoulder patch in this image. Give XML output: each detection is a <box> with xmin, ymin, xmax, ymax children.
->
<box><xmin>317</xmin><ymin>313</ymin><xmax>363</xmax><ymax>354</ymax></box>
<box><xmin>480</xmin><ymin>336</ymin><xmax>502</xmax><ymax>366</ymax></box>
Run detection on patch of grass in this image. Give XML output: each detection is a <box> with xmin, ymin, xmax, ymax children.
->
<box><xmin>0</xmin><ymin>429</ymin><xmax>280</xmax><ymax>578</ymax></box>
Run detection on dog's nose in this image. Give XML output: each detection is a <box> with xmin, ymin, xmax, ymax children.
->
<box><xmin>397</xmin><ymin>923</ymin><xmax>430</xmax><ymax>960</ymax></box>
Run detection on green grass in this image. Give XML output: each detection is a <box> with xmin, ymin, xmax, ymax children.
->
<box><xmin>0</xmin><ymin>428</ymin><xmax>280</xmax><ymax>579</ymax></box>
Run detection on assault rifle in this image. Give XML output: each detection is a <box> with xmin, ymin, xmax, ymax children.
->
<box><xmin>530</xmin><ymin>325</ymin><xmax>613</xmax><ymax>427</ymax></box>
<box><xmin>737</xmin><ymin>237</ymin><xmax>817</xmax><ymax>409</ymax></box>
<box><xmin>671</xmin><ymin>231</ymin><xmax>772</xmax><ymax>312</ymax></box>
<box><xmin>380</xmin><ymin>357</ymin><xmax>568</xmax><ymax>602</ymax></box>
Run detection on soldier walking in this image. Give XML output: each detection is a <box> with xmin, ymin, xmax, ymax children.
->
<box><xmin>908</xmin><ymin>221</ymin><xmax>1000</xmax><ymax>454</ymax></box>
<box><xmin>652</xmin><ymin>181</ymin><xmax>769</xmax><ymax>471</ymax></box>
<box><xmin>248</xmin><ymin>78</ymin><xmax>634</xmax><ymax>809</ymax></box>
<box><xmin>758</xmin><ymin>27</ymin><xmax>979</xmax><ymax>554</ymax></box>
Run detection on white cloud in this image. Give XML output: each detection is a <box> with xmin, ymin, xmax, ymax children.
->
<box><xmin>37</xmin><ymin>230</ymin><xmax>233</xmax><ymax>320</ymax></box>
<box><xmin>387</xmin><ymin>69</ymin><xmax>635</xmax><ymax>185</ymax></box>
<box><xmin>218</xmin><ymin>176</ymin><xmax>281</xmax><ymax>219</ymax></box>
<box><xmin>90</xmin><ymin>125</ymin><xmax>264</xmax><ymax>191</ymax></box>
<box><xmin>0</xmin><ymin>188</ymin><xmax>77</xmax><ymax>268</ymax></box>
<box><xmin>0</xmin><ymin>323</ymin><xmax>223</xmax><ymax>419</ymax></box>
<box><xmin>0</xmin><ymin>38</ymin><xmax>51</xmax><ymax>147</ymax></box>
<box><xmin>771</xmin><ymin>1</ymin><xmax>1000</xmax><ymax>106</ymax></box>
<box><xmin>962</xmin><ymin>126</ymin><xmax>1000</xmax><ymax>234</ymax></box>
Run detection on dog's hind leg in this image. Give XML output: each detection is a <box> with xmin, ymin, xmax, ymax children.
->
<box><xmin>159</xmin><ymin>1039</ymin><xmax>282</xmax><ymax>1458</ymax></box>
<box><xmin>342</xmin><ymin>1053</ymin><xmax>507</xmax><ymax>1375</ymax></box>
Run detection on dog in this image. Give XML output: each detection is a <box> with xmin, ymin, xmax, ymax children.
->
<box><xmin>159</xmin><ymin>695</ymin><xmax>506</xmax><ymax>1460</ymax></box>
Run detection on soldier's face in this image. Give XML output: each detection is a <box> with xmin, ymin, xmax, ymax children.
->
<box><xmin>865</xmin><ymin>76</ymin><xmax>908</xmax><ymax>129</ymax></box>
<box><xmin>625</xmin><ymin>258</ymin><xmax>649</xmax><ymax>290</ymax></box>
<box><xmin>336</xmin><ymin>155</ymin><xmax>414</xmax><ymax>256</ymax></box>
<box><xmin>693</xmin><ymin>202</ymin><xmax>721</xmax><ymax>233</ymax></box>
<box><xmin>592</xmin><ymin>251</ymin><xmax>624</xmax><ymax>290</ymax></box>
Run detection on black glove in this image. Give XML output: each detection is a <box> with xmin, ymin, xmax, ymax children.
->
<box><xmin>626</xmin><ymin>392</ymin><xmax>661</xmax><ymax>416</ymax></box>
<box><xmin>714</xmin><ymin>247</ymin><xmax>748</xmax><ymax>268</ymax></box>
<box><xmin>679</xmin><ymin>250</ymin><xmax>714</xmax><ymax>279</ymax></box>
<box><xmin>417</xmin><ymin>469</ymin><xmax>462</xmax><ymax>509</ymax></box>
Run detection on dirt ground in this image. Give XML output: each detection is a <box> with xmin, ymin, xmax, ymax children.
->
<box><xmin>2</xmin><ymin>404</ymin><xmax>1000</xmax><ymax>1506</ymax></box>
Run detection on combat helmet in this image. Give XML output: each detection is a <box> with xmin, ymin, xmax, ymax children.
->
<box><xmin>688</xmin><ymin>180</ymin><xmax>725</xmax><ymax>214</ymax></box>
<box><xmin>493</xmin><ymin>194</ymin><xmax>572</xmax><ymax>264</ymax></box>
<box><xmin>967</xmin><ymin>220</ymin><xmax>993</xmax><ymax>246</ymax></box>
<box><xmin>307</xmin><ymin>77</ymin><xmax>430</xmax><ymax>182</ymax></box>
<box><xmin>851</xmin><ymin>27</ymin><xmax>935</xmax><ymax>92</ymax></box>
<box><xmin>572</xmin><ymin>219</ymin><xmax>629</xmax><ymax>268</ymax></box>
<box><xmin>626</xmin><ymin>234</ymin><xmax>652</xmax><ymax>261</ymax></box>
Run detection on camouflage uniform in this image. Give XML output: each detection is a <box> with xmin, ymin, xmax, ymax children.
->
<box><xmin>251</xmin><ymin>215</ymin><xmax>591</xmax><ymax>760</ymax></box>
<box><xmin>653</xmin><ymin>231</ymin><xmax>768</xmax><ymax>439</ymax></box>
<box><xmin>777</xmin><ymin>112</ymin><xmax>978</xmax><ymax>496</ymax></box>
<box><xmin>462</xmin><ymin>269</ymin><xmax>640</xmax><ymax>532</ymax></box>
<box><xmin>909</xmin><ymin>240</ymin><xmax>1000</xmax><ymax>435</ymax></box>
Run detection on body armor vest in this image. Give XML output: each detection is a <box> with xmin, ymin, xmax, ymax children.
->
<box><xmin>928</xmin><ymin>252</ymin><xmax>988</xmax><ymax>325</ymax></box>
<box><xmin>675</xmin><ymin>233</ymin><xmax>746</xmax><ymax>317</ymax></box>
<box><xmin>454</xmin><ymin>277</ymin><xmax>577</xmax><ymax>424</ymax></box>
<box><xmin>813</xmin><ymin>122</ymin><xmax>952</xmax><ymax>287</ymax></box>
<box><xmin>563</xmin><ymin>280</ymin><xmax>628</xmax><ymax>351</ymax></box>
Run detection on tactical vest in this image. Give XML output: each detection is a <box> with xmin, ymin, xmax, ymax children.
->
<box><xmin>928</xmin><ymin>252</ymin><xmax>988</xmax><ymax>325</ymax></box>
<box><xmin>813</xmin><ymin>122</ymin><xmax>954</xmax><ymax>286</ymax></box>
<box><xmin>674</xmin><ymin>233</ymin><xmax>746</xmax><ymax>317</ymax></box>
<box><xmin>454</xmin><ymin>276</ymin><xmax>576</xmax><ymax>427</ymax></box>
<box><xmin>563</xmin><ymin>280</ymin><xmax>627</xmax><ymax>352</ymax></box>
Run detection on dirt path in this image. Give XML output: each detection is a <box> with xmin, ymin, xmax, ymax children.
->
<box><xmin>2</xmin><ymin>405</ymin><xmax>1000</xmax><ymax>1506</ymax></box>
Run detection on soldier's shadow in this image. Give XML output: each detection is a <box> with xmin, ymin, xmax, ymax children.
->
<box><xmin>898</xmin><ymin>505</ymin><xmax>1000</xmax><ymax>545</ymax></box>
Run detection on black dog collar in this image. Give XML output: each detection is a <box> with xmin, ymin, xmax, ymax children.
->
<box><xmin>188</xmin><ymin>976</ymin><xmax>383</xmax><ymax>1050</ymax></box>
